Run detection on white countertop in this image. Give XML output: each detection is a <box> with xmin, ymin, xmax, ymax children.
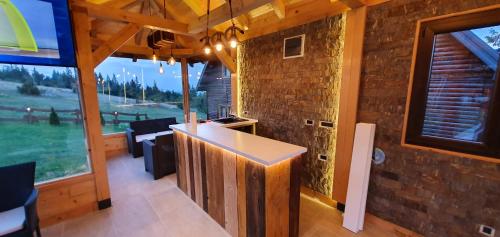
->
<box><xmin>169</xmin><ymin>123</ymin><xmax>307</xmax><ymax>166</ymax></box>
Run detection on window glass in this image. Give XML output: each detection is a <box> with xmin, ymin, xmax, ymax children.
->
<box><xmin>0</xmin><ymin>64</ymin><xmax>90</xmax><ymax>182</ymax></box>
<box><xmin>421</xmin><ymin>26</ymin><xmax>499</xmax><ymax>142</ymax></box>
<box><xmin>94</xmin><ymin>57</ymin><xmax>206</xmax><ymax>133</ymax></box>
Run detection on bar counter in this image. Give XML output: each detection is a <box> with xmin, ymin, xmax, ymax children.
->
<box><xmin>170</xmin><ymin>123</ymin><xmax>307</xmax><ymax>237</ymax></box>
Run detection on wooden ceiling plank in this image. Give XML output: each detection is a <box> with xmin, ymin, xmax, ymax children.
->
<box><xmin>338</xmin><ymin>0</ymin><xmax>365</xmax><ymax>9</ymax></box>
<box><xmin>188</xmin><ymin>0</ymin><xmax>273</xmax><ymax>34</ymax></box>
<box><xmin>271</xmin><ymin>0</ymin><xmax>286</xmax><ymax>19</ymax></box>
<box><xmin>93</xmin><ymin>23</ymin><xmax>142</xmax><ymax>67</ymax></box>
<box><xmin>71</xmin><ymin>0</ymin><xmax>189</xmax><ymax>34</ymax></box>
<box><xmin>102</xmin><ymin>0</ymin><xmax>141</xmax><ymax>9</ymax></box>
<box><xmin>242</xmin><ymin>0</ymin><xmax>349</xmax><ymax>40</ymax></box>
<box><xmin>134</xmin><ymin>0</ymin><xmax>149</xmax><ymax>45</ymax></box>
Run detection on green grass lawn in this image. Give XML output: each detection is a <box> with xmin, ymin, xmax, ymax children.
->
<box><xmin>0</xmin><ymin>80</ymin><xmax>205</xmax><ymax>182</ymax></box>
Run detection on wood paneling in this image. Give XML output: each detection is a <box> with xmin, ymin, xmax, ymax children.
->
<box><xmin>103</xmin><ymin>133</ymin><xmax>128</xmax><ymax>158</ymax></box>
<box><xmin>265</xmin><ymin>160</ymin><xmax>290</xmax><ymax>237</ymax></box>
<box><xmin>223</xmin><ymin>151</ymin><xmax>238</xmax><ymax>237</ymax></box>
<box><xmin>332</xmin><ymin>6</ymin><xmax>367</xmax><ymax>204</ymax></box>
<box><xmin>173</xmin><ymin>131</ymin><xmax>302</xmax><ymax>236</ymax></box>
<box><xmin>236</xmin><ymin>156</ymin><xmax>247</xmax><ymax>237</ymax></box>
<box><xmin>37</xmin><ymin>174</ymin><xmax>98</xmax><ymax>227</ymax></box>
<box><xmin>245</xmin><ymin>161</ymin><xmax>265</xmax><ymax>237</ymax></box>
<box><xmin>204</xmin><ymin>143</ymin><xmax>226</xmax><ymax>227</ymax></box>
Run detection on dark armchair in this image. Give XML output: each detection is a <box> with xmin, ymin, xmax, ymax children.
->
<box><xmin>143</xmin><ymin>134</ymin><xmax>176</xmax><ymax>180</ymax></box>
<box><xmin>126</xmin><ymin>117</ymin><xmax>177</xmax><ymax>158</ymax></box>
<box><xmin>0</xmin><ymin>162</ymin><xmax>41</xmax><ymax>237</ymax></box>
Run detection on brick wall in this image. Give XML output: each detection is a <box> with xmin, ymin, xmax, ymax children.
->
<box><xmin>360</xmin><ymin>1</ymin><xmax>500</xmax><ymax>236</ymax></box>
<box><xmin>238</xmin><ymin>15</ymin><xmax>345</xmax><ymax>196</ymax></box>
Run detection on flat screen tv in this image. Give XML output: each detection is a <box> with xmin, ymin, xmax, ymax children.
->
<box><xmin>0</xmin><ymin>0</ymin><xmax>76</xmax><ymax>67</ymax></box>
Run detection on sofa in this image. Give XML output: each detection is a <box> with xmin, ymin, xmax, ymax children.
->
<box><xmin>126</xmin><ymin>117</ymin><xmax>177</xmax><ymax>158</ymax></box>
<box><xmin>143</xmin><ymin>134</ymin><xmax>176</xmax><ymax>179</ymax></box>
<box><xmin>0</xmin><ymin>162</ymin><xmax>40</xmax><ymax>237</ymax></box>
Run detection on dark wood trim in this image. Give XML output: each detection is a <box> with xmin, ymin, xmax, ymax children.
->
<box><xmin>245</xmin><ymin>162</ymin><xmax>266</xmax><ymax>237</ymax></box>
<box><xmin>405</xmin><ymin>8</ymin><xmax>500</xmax><ymax>159</ymax></box>
<box><xmin>199</xmin><ymin>142</ymin><xmax>209</xmax><ymax>212</ymax></box>
<box><xmin>187</xmin><ymin>136</ymin><xmax>196</xmax><ymax>200</ymax></box>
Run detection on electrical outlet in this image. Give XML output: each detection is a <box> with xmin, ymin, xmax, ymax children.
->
<box><xmin>318</xmin><ymin>154</ymin><xmax>328</xmax><ymax>161</ymax></box>
<box><xmin>479</xmin><ymin>225</ymin><xmax>495</xmax><ymax>237</ymax></box>
<box><xmin>304</xmin><ymin>119</ymin><xmax>314</xmax><ymax>126</ymax></box>
<box><xmin>319</xmin><ymin>121</ymin><xmax>334</xmax><ymax>128</ymax></box>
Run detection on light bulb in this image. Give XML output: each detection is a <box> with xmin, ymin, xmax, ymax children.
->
<box><xmin>229</xmin><ymin>33</ymin><xmax>238</xmax><ymax>48</ymax></box>
<box><xmin>230</xmin><ymin>39</ymin><xmax>238</xmax><ymax>48</ymax></box>
<box><xmin>159</xmin><ymin>63</ymin><xmax>164</xmax><ymax>74</ymax></box>
<box><xmin>204</xmin><ymin>45</ymin><xmax>211</xmax><ymax>55</ymax></box>
<box><xmin>168</xmin><ymin>56</ymin><xmax>176</xmax><ymax>66</ymax></box>
<box><xmin>153</xmin><ymin>52</ymin><xmax>157</xmax><ymax>64</ymax></box>
<box><xmin>215</xmin><ymin>42</ymin><xmax>223</xmax><ymax>51</ymax></box>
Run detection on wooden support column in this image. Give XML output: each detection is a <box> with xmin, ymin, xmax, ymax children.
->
<box><xmin>181</xmin><ymin>58</ymin><xmax>190</xmax><ymax>122</ymax></box>
<box><xmin>71</xmin><ymin>7</ymin><xmax>111</xmax><ymax>208</ymax></box>
<box><xmin>332</xmin><ymin>6</ymin><xmax>367</xmax><ymax>205</ymax></box>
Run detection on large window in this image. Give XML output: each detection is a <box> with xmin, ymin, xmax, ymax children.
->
<box><xmin>94</xmin><ymin>57</ymin><xmax>207</xmax><ymax>133</ymax></box>
<box><xmin>0</xmin><ymin>64</ymin><xmax>90</xmax><ymax>182</ymax></box>
<box><xmin>405</xmin><ymin>8</ymin><xmax>500</xmax><ymax>158</ymax></box>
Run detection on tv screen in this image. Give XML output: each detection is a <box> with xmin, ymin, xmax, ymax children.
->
<box><xmin>0</xmin><ymin>0</ymin><xmax>76</xmax><ymax>67</ymax></box>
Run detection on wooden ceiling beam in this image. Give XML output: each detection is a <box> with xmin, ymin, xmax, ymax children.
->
<box><xmin>134</xmin><ymin>0</ymin><xmax>149</xmax><ymax>45</ymax></box>
<box><xmin>242</xmin><ymin>0</ymin><xmax>349</xmax><ymax>40</ymax></box>
<box><xmin>337</xmin><ymin>0</ymin><xmax>365</xmax><ymax>9</ymax></box>
<box><xmin>93</xmin><ymin>23</ymin><xmax>142</xmax><ymax>67</ymax></box>
<box><xmin>71</xmin><ymin>0</ymin><xmax>189</xmax><ymax>34</ymax></box>
<box><xmin>188</xmin><ymin>0</ymin><xmax>273</xmax><ymax>34</ymax></box>
<box><xmin>271</xmin><ymin>0</ymin><xmax>286</xmax><ymax>19</ymax></box>
<box><xmin>214</xmin><ymin>49</ymin><xmax>236</xmax><ymax>73</ymax></box>
<box><xmin>119</xmin><ymin>45</ymin><xmax>194</xmax><ymax>57</ymax></box>
<box><xmin>101</xmin><ymin>0</ymin><xmax>142</xmax><ymax>9</ymax></box>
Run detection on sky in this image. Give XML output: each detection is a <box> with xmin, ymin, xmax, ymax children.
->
<box><xmin>472</xmin><ymin>25</ymin><xmax>500</xmax><ymax>50</ymax></box>
<box><xmin>94</xmin><ymin>57</ymin><xmax>205</xmax><ymax>92</ymax></box>
<box><xmin>0</xmin><ymin>57</ymin><xmax>205</xmax><ymax>93</ymax></box>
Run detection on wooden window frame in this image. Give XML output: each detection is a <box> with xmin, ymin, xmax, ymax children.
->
<box><xmin>402</xmin><ymin>6</ymin><xmax>500</xmax><ymax>162</ymax></box>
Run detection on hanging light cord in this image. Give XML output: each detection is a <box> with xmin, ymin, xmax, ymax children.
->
<box><xmin>229</xmin><ymin>0</ymin><xmax>235</xmax><ymax>27</ymax></box>
<box><xmin>163</xmin><ymin>0</ymin><xmax>167</xmax><ymax>19</ymax></box>
<box><xmin>206</xmin><ymin>0</ymin><xmax>211</xmax><ymax>38</ymax></box>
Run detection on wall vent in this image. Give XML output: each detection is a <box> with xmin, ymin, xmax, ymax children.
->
<box><xmin>304</xmin><ymin>119</ymin><xmax>314</xmax><ymax>126</ymax></box>
<box><xmin>283</xmin><ymin>34</ymin><xmax>305</xmax><ymax>59</ymax></box>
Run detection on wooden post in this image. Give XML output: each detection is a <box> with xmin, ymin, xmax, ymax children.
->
<box><xmin>71</xmin><ymin>7</ymin><xmax>111</xmax><ymax>209</ymax></box>
<box><xmin>231</xmin><ymin>73</ymin><xmax>238</xmax><ymax>116</ymax></box>
<box><xmin>181</xmin><ymin>58</ymin><xmax>190</xmax><ymax>122</ymax></box>
<box><xmin>332</xmin><ymin>6</ymin><xmax>367</xmax><ymax>205</ymax></box>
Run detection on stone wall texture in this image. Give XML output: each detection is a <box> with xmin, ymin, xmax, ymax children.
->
<box><xmin>238</xmin><ymin>15</ymin><xmax>346</xmax><ymax>196</ymax></box>
<box><xmin>360</xmin><ymin>1</ymin><xmax>500</xmax><ymax>236</ymax></box>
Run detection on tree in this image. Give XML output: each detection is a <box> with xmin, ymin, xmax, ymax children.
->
<box><xmin>49</xmin><ymin>107</ymin><xmax>61</xmax><ymax>125</ymax></box>
<box><xmin>100</xmin><ymin>111</ymin><xmax>106</xmax><ymax>126</ymax></box>
<box><xmin>485</xmin><ymin>29</ymin><xmax>500</xmax><ymax>48</ymax></box>
<box><xmin>17</xmin><ymin>81</ymin><xmax>40</xmax><ymax>96</ymax></box>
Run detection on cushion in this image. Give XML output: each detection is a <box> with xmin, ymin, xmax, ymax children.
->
<box><xmin>0</xmin><ymin>206</ymin><xmax>25</xmax><ymax>236</ymax></box>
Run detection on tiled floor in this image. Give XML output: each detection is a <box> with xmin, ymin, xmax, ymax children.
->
<box><xmin>41</xmin><ymin>154</ymin><xmax>418</xmax><ymax>237</ymax></box>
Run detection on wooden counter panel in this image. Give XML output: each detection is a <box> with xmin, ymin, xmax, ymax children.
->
<box><xmin>173</xmin><ymin>131</ymin><xmax>301</xmax><ymax>237</ymax></box>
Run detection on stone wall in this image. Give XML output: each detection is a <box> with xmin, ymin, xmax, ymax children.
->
<box><xmin>359</xmin><ymin>1</ymin><xmax>500</xmax><ymax>236</ymax></box>
<box><xmin>238</xmin><ymin>15</ymin><xmax>346</xmax><ymax>196</ymax></box>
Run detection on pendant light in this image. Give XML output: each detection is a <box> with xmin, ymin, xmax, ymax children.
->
<box><xmin>201</xmin><ymin>0</ymin><xmax>212</xmax><ymax>55</ymax></box>
<box><xmin>159</xmin><ymin>62</ymin><xmax>164</xmax><ymax>74</ymax></box>
<box><xmin>214</xmin><ymin>32</ymin><xmax>224</xmax><ymax>51</ymax></box>
<box><xmin>152</xmin><ymin>49</ymin><xmax>157</xmax><ymax>63</ymax></box>
<box><xmin>224</xmin><ymin>0</ymin><xmax>244</xmax><ymax>49</ymax></box>
<box><xmin>168</xmin><ymin>47</ymin><xmax>176</xmax><ymax>66</ymax></box>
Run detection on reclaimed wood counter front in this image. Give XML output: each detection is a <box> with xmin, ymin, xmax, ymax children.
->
<box><xmin>170</xmin><ymin>123</ymin><xmax>307</xmax><ymax>237</ymax></box>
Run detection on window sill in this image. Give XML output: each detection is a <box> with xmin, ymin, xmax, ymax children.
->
<box><xmin>400</xmin><ymin>142</ymin><xmax>500</xmax><ymax>164</ymax></box>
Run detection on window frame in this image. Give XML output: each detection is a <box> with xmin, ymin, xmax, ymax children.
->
<box><xmin>403</xmin><ymin>7</ymin><xmax>500</xmax><ymax>160</ymax></box>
